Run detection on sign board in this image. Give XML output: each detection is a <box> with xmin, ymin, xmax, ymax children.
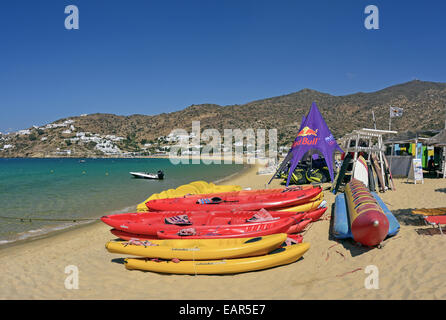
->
<box><xmin>407</xmin><ymin>158</ymin><xmax>424</xmax><ymax>184</ymax></box>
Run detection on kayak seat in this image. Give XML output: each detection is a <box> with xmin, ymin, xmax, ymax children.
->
<box><xmin>164</xmin><ymin>215</ymin><xmax>192</xmax><ymax>226</ymax></box>
<box><xmin>244</xmin><ymin>237</ymin><xmax>262</xmax><ymax>243</ymax></box>
<box><xmin>196</xmin><ymin>197</ymin><xmax>223</xmax><ymax>204</ymax></box>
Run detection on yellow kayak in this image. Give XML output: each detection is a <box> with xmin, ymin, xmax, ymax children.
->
<box><xmin>136</xmin><ymin>181</ymin><xmax>242</xmax><ymax>212</ymax></box>
<box><xmin>124</xmin><ymin>242</ymin><xmax>310</xmax><ymax>274</ymax></box>
<box><xmin>412</xmin><ymin>208</ymin><xmax>446</xmax><ymax>216</ymax></box>
<box><xmin>277</xmin><ymin>193</ymin><xmax>324</xmax><ymax>212</ymax></box>
<box><xmin>106</xmin><ymin>233</ymin><xmax>288</xmax><ymax>260</ymax></box>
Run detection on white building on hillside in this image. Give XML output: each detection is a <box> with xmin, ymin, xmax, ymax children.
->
<box><xmin>95</xmin><ymin>141</ymin><xmax>121</xmax><ymax>155</ymax></box>
<box><xmin>105</xmin><ymin>135</ymin><xmax>125</xmax><ymax>142</ymax></box>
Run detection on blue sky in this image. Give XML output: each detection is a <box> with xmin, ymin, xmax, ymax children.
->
<box><xmin>1</xmin><ymin>0</ymin><xmax>445</xmax><ymax>132</ymax></box>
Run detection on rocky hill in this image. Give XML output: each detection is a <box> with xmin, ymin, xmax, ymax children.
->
<box><xmin>1</xmin><ymin>80</ymin><xmax>445</xmax><ymax>158</ymax></box>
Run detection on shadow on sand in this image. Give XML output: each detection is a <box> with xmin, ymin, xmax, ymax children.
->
<box><xmin>415</xmin><ymin>227</ymin><xmax>444</xmax><ymax>236</ymax></box>
<box><xmin>111</xmin><ymin>258</ymin><xmax>126</xmax><ymax>265</ymax></box>
<box><xmin>391</xmin><ymin>208</ymin><xmax>426</xmax><ymax>226</ymax></box>
<box><xmin>327</xmin><ymin>202</ymin><xmax>374</xmax><ymax>257</ymax></box>
<box><xmin>435</xmin><ymin>188</ymin><xmax>446</xmax><ymax>194</ymax></box>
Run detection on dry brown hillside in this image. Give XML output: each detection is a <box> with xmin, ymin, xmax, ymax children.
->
<box><xmin>1</xmin><ymin>80</ymin><xmax>445</xmax><ymax>157</ymax></box>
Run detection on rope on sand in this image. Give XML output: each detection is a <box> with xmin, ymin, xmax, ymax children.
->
<box><xmin>0</xmin><ymin>215</ymin><xmax>100</xmax><ymax>222</ymax></box>
<box><xmin>336</xmin><ymin>267</ymin><xmax>363</xmax><ymax>278</ymax></box>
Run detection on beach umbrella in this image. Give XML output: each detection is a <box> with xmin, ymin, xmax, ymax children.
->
<box><xmin>426</xmin><ymin>129</ymin><xmax>446</xmax><ymax>147</ymax></box>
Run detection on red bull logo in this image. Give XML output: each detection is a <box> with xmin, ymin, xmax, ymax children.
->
<box><xmin>291</xmin><ymin>126</ymin><xmax>319</xmax><ymax>147</ymax></box>
<box><xmin>292</xmin><ymin>137</ymin><xmax>319</xmax><ymax>147</ymax></box>
<box><xmin>297</xmin><ymin>126</ymin><xmax>318</xmax><ymax>137</ymax></box>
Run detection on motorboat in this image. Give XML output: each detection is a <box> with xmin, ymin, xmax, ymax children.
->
<box><xmin>130</xmin><ymin>170</ymin><xmax>165</xmax><ymax>180</ymax></box>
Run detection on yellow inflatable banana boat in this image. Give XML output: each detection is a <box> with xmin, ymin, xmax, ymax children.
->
<box><xmin>124</xmin><ymin>242</ymin><xmax>310</xmax><ymax>274</ymax></box>
<box><xmin>106</xmin><ymin>233</ymin><xmax>288</xmax><ymax>260</ymax></box>
<box><xmin>136</xmin><ymin>181</ymin><xmax>242</xmax><ymax>212</ymax></box>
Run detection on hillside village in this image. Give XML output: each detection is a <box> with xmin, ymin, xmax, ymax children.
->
<box><xmin>0</xmin><ymin>117</ymin><xmax>286</xmax><ymax>158</ymax></box>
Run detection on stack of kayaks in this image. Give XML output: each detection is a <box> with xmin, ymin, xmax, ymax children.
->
<box><xmin>108</xmin><ymin>235</ymin><xmax>310</xmax><ymax>275</ymax></box>
<box><xmin>136</xmin><ymin>181</ymin><xmax>242</xmax><ymax>212</ymax></box>
<box><xmin>102</xmin><ymin>207</ymin><xmax>327</xmax><ymax>239</ymax></box>
<box><xmin>104</xmin><ymin>185</ymin><xmax>326</xmax><ymax>274</ymax></box>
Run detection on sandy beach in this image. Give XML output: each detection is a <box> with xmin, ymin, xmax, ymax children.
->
<box><xmin>0</xmin><ymin>163</ymin><xmax>445</xmax><ymax>300</ymax></box>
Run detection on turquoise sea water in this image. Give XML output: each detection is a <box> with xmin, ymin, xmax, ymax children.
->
<box><xmin>0</xmin><ymin>158</ymin><xmax>245</xmax><ymax>245</ymax></box>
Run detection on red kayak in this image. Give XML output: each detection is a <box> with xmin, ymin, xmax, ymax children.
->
<box><xmin>145</xmin><ymin>186</ymin><xmax>322</xmax><ymax>212</ymax></box>
<box><xmin>286</xmin><ymin>234</ymin><xmax>303</xmax><ymax>244</ymax></box>
<box><xmin>137</xmin><ymin>186</ymin><xmax>314</xmax><ymax>211</ymax></box>
<box><xmin>285</xmin><ymin>207</ymin><xmax>328</xmax><ymax>233</ymax></box>
<box><xmin>163</xmin><ymin>185</ymin><xmax>314</xmax><ymax>200</ymax></box>
<box><xmin>155</xmin><ymin>217</ymin><xmax>297</xmax><ymax>239</ymax></box>
<box><xmin>304</xmin><ymin>206</ymin><xmax>327</xmax><ymax>222</ymax></box>
<box><xmin>110</xmin><ymin>228</ymin><xmax>304</xmax><ymax>245</ymax></box>
<box><xmin>110</xmin><ymin>229</ymin><xmax>159</xmax><ymax>241</ymax></box>
<box><xmin>101</xmin><ymin>207</ymin><xmax>327</xmax><ymax>235</ymax></box>
<box><xmin>424</xmin><ymin>215</ymin><xmax>446</xmax><ymax>225</ymax></box>
<box><xmin>101</xmin><ymin>210</ymin><xmax>306</xmax><ymax>236</ymax></box>
<box><xmin>285</xmin><ymin>219</ymin><xmax>312</xmax><ymax>234</ymax></box>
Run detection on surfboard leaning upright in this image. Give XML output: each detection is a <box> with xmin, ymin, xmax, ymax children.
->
<box><xmin>352</xmin><ymin>155</ymin><xmax>369</xmax><ymax>187</ymax></box>
<box><xmin>371</xmin><ymin>153</ymin><xmax>385</xmax><ymax>192</ymax></box>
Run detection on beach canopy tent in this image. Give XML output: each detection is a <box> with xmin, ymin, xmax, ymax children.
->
<box><xmin>426</xmin><ymin>129</ymin><xmax>446</xmax><ymax>147</ymax></box>
<box><xmin>383</xmin><ymin>129</ymin><xmax>441</xmax><ymax>167</ymax></box>
<box><xmin>426</xmin><ymin>129</ymin><xmax>446</xmax><ymax>178</ymax></box>
<box><xmin>383</xmin><ymin>130</ymin><xmax>437</xmax><ymax>145</ymax></box>
<box><xmin>383</xmin><ymin>130</ymin><xmax>439</xmax><ymax>154</ymax></box>
<box><xmin>269</xmin><ymin>102</ymin><xmax>343</xmax><ymax>186</ymax></box>
<box><xmin>269</xmin><ymin>114</ymin><xmax>306</xmax><ymax>182</ymax></box>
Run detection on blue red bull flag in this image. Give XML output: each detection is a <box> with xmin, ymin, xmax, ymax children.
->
<box><xmin>280</xmin><ymin>102</ymin><xmax>343</xmax><ymax>186</ymax></box>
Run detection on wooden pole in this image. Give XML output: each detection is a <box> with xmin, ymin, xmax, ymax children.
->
<box><xmin>389</xmin><ymin>106</ymin><xmax>392</xmax><ymax>131</ymax></box>
<box><xmin>372</xmin><ymin>111</ymin><xmax>377</xmax><ymax>130</ymax></box>
<box><xmin>443</xmin><ymin>147</ymin><xmax>446</xmax><ymax>179</ymax></box>
<box><xmin>378</xmin><ymin>135</ymin><xmax>387</xmax><ymax>190</ymax></box>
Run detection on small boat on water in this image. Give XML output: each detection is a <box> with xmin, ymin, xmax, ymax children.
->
<box><xmin>130</xmin><ymin>170</ymin><xmax>164</xmax><ymax>180</ymax></box>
